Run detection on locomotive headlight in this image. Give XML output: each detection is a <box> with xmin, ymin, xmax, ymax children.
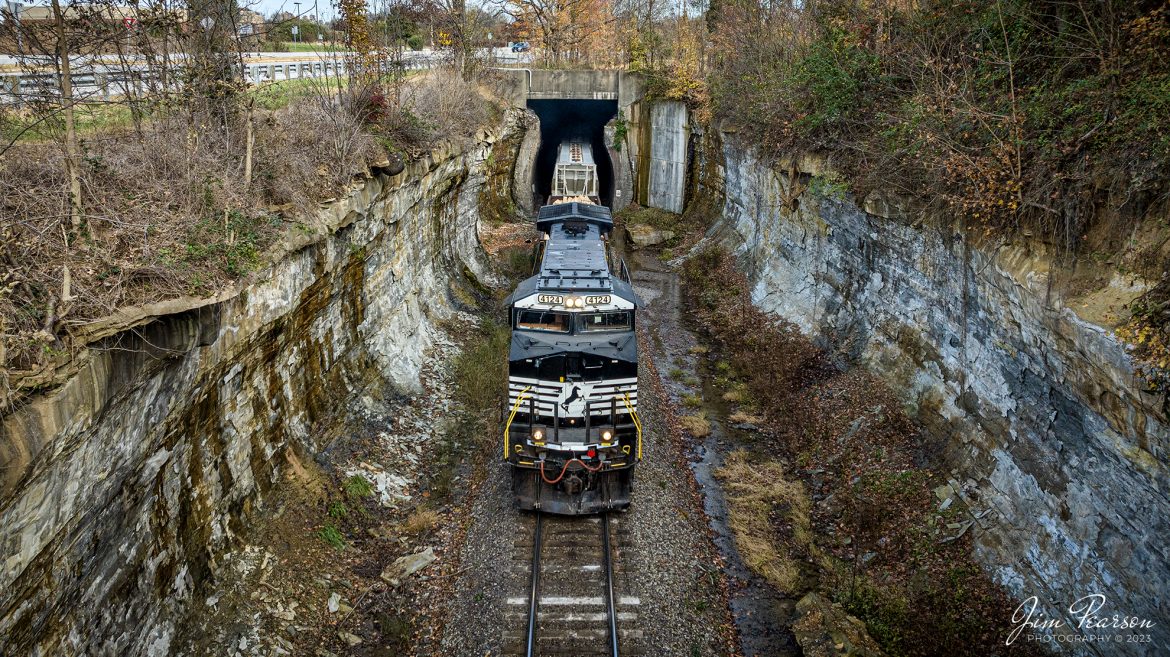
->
<box><xmin>532</xmin><ymin>429</ymin><xmax>544</xmax><ymax>441</ymax></box>
<box><xmin>602</xmin><ymin>430</ymin><xmax>613</xmax><ymax>442</ymax></box>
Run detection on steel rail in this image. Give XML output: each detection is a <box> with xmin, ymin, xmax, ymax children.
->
<box><xmin>525</xmin><ymin>511</ymin><xmax>543</xmax><ymax>657</ymax></box>
<box><xmin>524</xmin><ymin>512</ymin><xmax>620</xmax><ymax>657</ymax></box>
<box><xmin>601</xmin><ymin>513</ymin><xmax>620</xmax><ymax>657</ymax></box>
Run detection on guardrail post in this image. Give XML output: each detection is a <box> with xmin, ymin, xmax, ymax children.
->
<box><xmin>5</xmin><ymin>75</ymin><xmax>20</xmax><ymax>109</ymax></box>
<box><xmin>267</xmin><ymin>63</ymin><xmax>275</xmax><ymax>81</ymax></box>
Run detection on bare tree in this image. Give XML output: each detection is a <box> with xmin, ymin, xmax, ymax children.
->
<box><xmin>493</xmin><ymin>0</ymin><xmax>610</xmax><ymax>66</ymax></box>
<box><xmin>49</xmin><ymin>0</ymin><xmax>82</xmax><ymax>238</ymax></box>
<box><xmin>186</xmin><ymin>0</ymin><xmax>245</xmax><ymax>123</ymax></box>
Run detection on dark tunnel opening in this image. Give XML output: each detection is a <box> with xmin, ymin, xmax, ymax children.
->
<box><xmin>527</xmin><ymin>99</ymin><xmax>618</xmax><ymax>209</ymax></box>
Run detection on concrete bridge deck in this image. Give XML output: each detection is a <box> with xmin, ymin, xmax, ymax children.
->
<box><xmin>495</xmin><ymin>68</ymin><xmax>644</xmax><ymax>109</ymax></box>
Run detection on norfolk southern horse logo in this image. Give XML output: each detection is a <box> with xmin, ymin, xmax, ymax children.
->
<box><xmin>558</xmin><ymin>383</ymin><xmax>594</xmax><ymax>415</ymax></box>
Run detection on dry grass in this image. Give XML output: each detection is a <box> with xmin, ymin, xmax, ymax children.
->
<box><xmin>679</xmin><ymin>412</ymin><xmax>711</xmax><ymax>438</ymax></box>
<box><xmin>1</xmin><ymin>70</ymin><xmax>502</xmax><ymax>393</ymax></box>
<box><xmin>718</xmin><ymin>450</ymin><xmax>811</xmax><ymax>594</ymax></box>
<box><xmin>382</xmin><ymin>73</ymin><xmax>491</xmax><ymax>156</ymax></box>
<box><xmin>401</xmin><ymin>508</ymin><xmax>439</xmax><ymax>535</ymax></box>
<box><xmin>728</xmin><ymin>411</ymin><xmax>764</xmax><ymax>425</ymax></box>
<box><xmin>0</xmin><ymin>104</ymin><xmax>378</xmax><ymax>375</ymax></box>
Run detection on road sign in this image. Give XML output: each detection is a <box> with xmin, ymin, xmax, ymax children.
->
<box><xmin>291</xmin><ymin>25</ymin><xmax>299</xmax><ymax>35</ymax></box>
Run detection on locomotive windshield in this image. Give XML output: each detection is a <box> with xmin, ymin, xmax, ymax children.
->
<box><xmin>516</xmin><ymin>310</ymin><xmax>570</xmax><ymax>332</ymax></box>
<box><xmin>578</xmin><ymin>312</ymin><xmax>632</xmax><ymax>333</ymax></box>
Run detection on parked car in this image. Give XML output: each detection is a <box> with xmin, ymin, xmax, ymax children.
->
<box><xmin>510</xmin><ymin>42</ymin><xmax>530</xmax><ymax>53</ymax></box>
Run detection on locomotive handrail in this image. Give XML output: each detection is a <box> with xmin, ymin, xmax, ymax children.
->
<box><xmin>621</xmin><ymin>393</ymin><xmax>642</xmax><ymax>460</ymax></box>
<box><xmin>618</xmin><ymin>258</ymin><xmax>633</xmax><ymax>284</ymax></box>
<box><xmin>505</xmin><ymin>386</ymin><xmax>533</xmax><ymax>459</ymax></box>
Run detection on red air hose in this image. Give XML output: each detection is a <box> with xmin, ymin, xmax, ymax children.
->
<box><xmin>539</xmin><ymin>457</ymin><xmax>604</xmax><ymax>484</ymax></box>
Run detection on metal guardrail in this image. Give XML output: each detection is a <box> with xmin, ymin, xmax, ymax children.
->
<box><xmin>0</xmin><ymin>54</ymin><xmax>439</xmax><ymax>107</ymax></box>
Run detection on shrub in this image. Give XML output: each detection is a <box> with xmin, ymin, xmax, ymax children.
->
<box><xmin>318</xmin><ymin>524</ymin><xmax>346</xmax><ymax>549</ymax></box>
<box><xmin>344</xmin><ymin>474</ymin><xmax>374</xmax><ymax>499</ymax></box>
<box><xmin>708</xmin><ymin>0</ymin><xmax>1170</xmax><ymax>251</ymax></box>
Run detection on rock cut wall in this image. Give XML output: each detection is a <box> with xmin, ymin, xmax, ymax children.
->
<box><xmin>709</xmin><ymin>138</ymin><xmax>1169</xmax><ymax>656</ymax></box>
<box><xmin>0</xmin><ymin>121</ymin><xmax>510</xmax><ymax>655</ymax></box>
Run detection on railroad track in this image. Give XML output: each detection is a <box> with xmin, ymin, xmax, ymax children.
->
<box><xmin>503</xmin><ymin>513</ymin><xmax>642</xmax><ymax>656</ymax></box>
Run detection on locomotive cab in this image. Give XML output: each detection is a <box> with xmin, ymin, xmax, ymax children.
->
<box><xmin>503</xmin><ymin>203</ymin><xmax>641</xmax><ymax>515</ymax></box>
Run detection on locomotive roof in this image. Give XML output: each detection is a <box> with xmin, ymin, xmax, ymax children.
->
<box><xmin>539</xmin><ymin>221</ymin><xmax>611</xmax><ymax>291</ymax></box>
<box><xmin>536</xmin><ymin>202</ymin><xmax>613</xmax><ymax>234</ymax></box>
<box><xmin>504</xmin><ymin>202</ymin><xmax>638</xmax><ymax>305</ymax></box>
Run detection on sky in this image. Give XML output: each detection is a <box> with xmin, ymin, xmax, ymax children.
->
<box><xmin>244</xmin><ymin>0</ymin><xmax>332</xmax><ymax>21</ymax></box>
<box><xmin>11</xmin><ymin>0</ymin><xmax>340</xmax><ymax>22</ymax></box>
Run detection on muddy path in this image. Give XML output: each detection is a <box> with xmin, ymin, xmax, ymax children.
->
<box><xmin>622</xmin><ymin>241</ymin><xmax>799</xmax><ymax>657</ymax></box>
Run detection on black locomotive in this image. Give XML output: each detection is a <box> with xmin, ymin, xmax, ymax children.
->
<box><xmin>502</xmin><ymin>142</ymin><xmax>641</xmax><ymax>515</ymax></box>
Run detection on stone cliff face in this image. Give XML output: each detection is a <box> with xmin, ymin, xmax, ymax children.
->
<box><xmin>708</xmin><ymin>138</ymin><xmax>1169</xmax><ymax>655</ymax></box>
<box><xmin>0</xmin><ymin>120</ymin><xmax>510</xmax><ymax>655</ymax></box>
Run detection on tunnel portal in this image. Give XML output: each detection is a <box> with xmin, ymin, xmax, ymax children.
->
<box><xmin>528</xmin><ymin>99</ymin><xmax>618</xmax><ymax>209</ymax></box>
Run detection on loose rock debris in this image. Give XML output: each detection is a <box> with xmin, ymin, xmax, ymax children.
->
<box><xmin>172</xmin><ymin>312</ymin><xmax>487</xmax><ymax>657</ymax></box>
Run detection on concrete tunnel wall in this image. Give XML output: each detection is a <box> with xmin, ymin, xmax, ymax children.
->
<box><xmin>646</xmin><ymin>102</ymin><xmax>689</xmax><ymax>214</ymax></box>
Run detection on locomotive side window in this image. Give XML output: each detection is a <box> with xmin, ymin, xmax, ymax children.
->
<box><xmin>516</xmin><ymin>310</ymin><xmax>570</xmax><ymax>333</ymax></box>
<box><xmin>579</xmin><ymin>312</ymin><xmax>632</xmax><ymax>333</ymax></box>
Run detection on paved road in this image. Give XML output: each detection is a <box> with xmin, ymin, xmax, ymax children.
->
<box><xmin>0</xmin><ymin>46</ymin><xmax>531</xmax><ymax>105</ymax></box>
<box><xmin>0</xmin><ymin>47</ymin><xmax>531</xmax><ymax>69</ymax></box>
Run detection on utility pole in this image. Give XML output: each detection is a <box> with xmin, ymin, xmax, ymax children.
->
<box><xmin>7</xmin><ymin>2</ymin><xmax>24</xmax><ymax>56</ymax></box>
<box><xmin>313</xmin><ymin>0</ymin><xmax>321</xmax><ymax>42</ymax></box>
<box><xmin>293</xmin><ymin>1</ymin><xmax>300</xmax><ymax>43</ymax></box>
